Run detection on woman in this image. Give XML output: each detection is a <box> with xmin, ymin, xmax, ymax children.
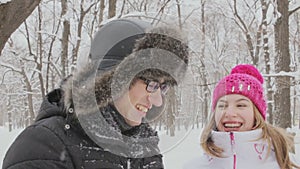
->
<box><xmin>184</xmin><ymin>64</ymin><xmax>300</xmax><ymax>169</ymax></box>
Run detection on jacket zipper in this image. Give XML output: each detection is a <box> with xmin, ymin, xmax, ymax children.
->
<box><xmin>127</xmin><ymin>158</ymin><xmax>131</xmax><ymax>169</ymax></box>
<box><xmin>230</xmin><ymin>132</ymin><xmax>237</xmax><ymax>169</ymax></box>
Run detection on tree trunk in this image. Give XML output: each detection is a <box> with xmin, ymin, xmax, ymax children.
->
<box><xmin>45</xmin><ymin>1</ymin><xmax>63</xmax><ymax>92</ymax></box>
<box><xmin>108</xmin><ymin>0</ymin><xmax>117</xmax><ymax>19</ymax></box>
<box><xmin>0</xmin><ymin>0</ymin><xmax>41</xmax><ymax>55</ymax></box>
<box><xmin>296</xmin><ymin>12</ymin><xmax>300</xmax><ymax>128</ymax></box>
<box><xmin>61</xmin><ymin>0</ymin><xmax>70</xmax><ymax>78</ymax></box>
<box><xmin>273</xmin><ymin>0</ymin><xmax>291</xmax><ymax>129</ymax></box>
<box><xmin>37</xmin><ymin>6</ymin><xmax>45</xmax><ymax>98</ymax></box>
<box><xmin>260</xmin><ymin>0</ymin><xmax>273</xmax><ymax>124</ymax></box>
<box><xmin>7</xmin><ymin>95</ymin><xmax>12</xmax><ymax>132</ymax></box>
<box><xmin>61</xmin><ymin>20</ymin><xmax>70</xmax><ymax>78</ymax></box>
<box><xmin>166</xmin><ymin>88</ymin><xmax>176</xmax><ymax>136</ymax></box>
<box><xmin>99</xmin><ymin>0</ymin><xmax>105</xmax><ymax>26</ymax></box>
<box><xmin>20</xmin><ymin>62</ymin><xmax>35</xmax><ymax>125</ymax></box>
<box><xmin>72</xmin><ymin>0</ymin><xmax>96</xmax><ymax>66</ymax></box>
<box><xmin>176</xmin><ymin>0</ymin><xmax>182</xmax><ymax>30</ymax></box>
<box><xmin>232</xmin><ymin>0</ymin><xmax>258</xmax><ymax>65</ymax></box>
<box><xmin>200</xmin><ymin>0</ymin><xmax>209</xmax><ymax>125</ymax></box>
<box><xmin>292</xmin><ymin>77</ymin><xmax>296</xmax><ymax>126</ymax></box>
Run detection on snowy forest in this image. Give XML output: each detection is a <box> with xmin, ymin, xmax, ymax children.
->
<box><xmin>0</xmin><ymin>0</ymin><xmax>300</xmax><ymax>134</ymax></box>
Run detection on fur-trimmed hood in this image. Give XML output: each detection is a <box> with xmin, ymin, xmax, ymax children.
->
<box><xmin>69</xmin><ymin>24</ymin><xmax>189</xmax><ymax>110</ymax></box>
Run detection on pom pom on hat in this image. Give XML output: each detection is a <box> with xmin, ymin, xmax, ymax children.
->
<box><xmin>212</xmin><ymin>64</ymin><xmax>267</xmax><ymax>119</ymax></box>
<box><xmin>230</xmin><ymin>64</ymin><xmax>264</xmax><ymax>84</ymax></box>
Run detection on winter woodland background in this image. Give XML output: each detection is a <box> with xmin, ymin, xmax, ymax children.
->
<box><xmin>0</xmin><ymin>0</ymin><xmax>300</xmax><ymax>168</ymax></box>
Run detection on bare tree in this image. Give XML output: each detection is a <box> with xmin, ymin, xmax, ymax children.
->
<box><xmin>108</xmin><ymin>0</ymin><xmax>117</xmax><ymax>19</ymax></box>
<box><xmin>88</xmin><ymin>0</ymin><xmax>106</xmax><ymax>45</ymax></box>
<box><xmin>36</xmin><ymin>5</ymin><xmax>46</xmax><ymax>98</ymax></box>
<box><xmin>273</xmin><ymin>0</ymin><xmax>300</xmax><ymax>128</ymax></box>
<box><xmin>260</xmin><ymin>0</ymin><xmax>274</xmax><ymax>124</ymax></box>
<box><xmin>289</xmin><ymin>0</ymin><xmax>300</xmax><ymax>128</ymax></box>
<box><xmin>71</xmin><ymin>0</ymin><xmax>98</xmax><ymax>65</ymax></box>
<box><xmin>0</xmin><ymin>0</ymin><xmax>41</xmax><ymax>55</ymax></box>
<box><xmin>175</xmin><ymin>0</ymin><xmax>182</xmax><ymax>30</ymax></box>
<box><xmin>99</xmin><ymin>0</ymin><xmax>106</xmax><ymax>25</ymax></box>
<box><xmin>165</xmin><ymin>88</ymin><xmax>177</xmax><ymax>136</ymax></box>
<box><xmin>291</xmin><ymin>12</ymin><xmax>300</xmax><ymax>126</ymax></box>
<box><xmin>1</xmin><ymin>62</ymin><xmax>35</xmax><ymax>125</ymax></box>
<box><xmin>7</xmin><ymin>93</ymin><xmax>12</xmax><ymax>131</ymax></box>
<box><xmin>45</xmin><ymin>1</ymin><xmax>64</xmax><ymax>93</ymax></box>
<box><xmin>21</xmin><ymin>62</ymin><xmax>35</xmax><ymax>126</ymax></box>
<box><xmin>230</xmin><ymin>0</ymin><xmax>261</xmax><ymax>65</ymax></box>
<box><xmin>199</xmin><ymin>0</ymin><xmax>209</xmax><ymax>124</ymax></box>
<box><xmin>273</xmin><ymin>0</ymin><xmax>290</xmax><ymax>128</ymax></box>
<box><xmin>61</xmin><ymin>0</ymin><xmax>70</xmax><ymax>78</ymax></box>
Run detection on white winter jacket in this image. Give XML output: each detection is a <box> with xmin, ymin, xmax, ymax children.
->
<box><xmin>183</xmin><ymin>129</ymin><xmax>299</xmax><ymax>169</ymax></box>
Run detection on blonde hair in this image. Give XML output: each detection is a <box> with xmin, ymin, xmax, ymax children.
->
<box><xmin>200</xmin><ymin>105</ymin><xmax>300</xmax><ymax>169</ymax></box>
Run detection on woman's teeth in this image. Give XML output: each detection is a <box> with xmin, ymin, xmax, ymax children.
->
<box><xmin>224</xmin><ymin>123</ymin><xmax>242</xmax><ymax>128</ymax></box>
<box><xmin>136</xmin><ymin>105</ymin><xmax>148</xmax><ymax>113</ymax></box>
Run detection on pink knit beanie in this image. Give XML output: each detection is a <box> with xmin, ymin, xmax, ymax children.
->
<box><xmin>212</xmin><ymin>64</ymin><xmax>267</xmax><ymax>119</ymax></box>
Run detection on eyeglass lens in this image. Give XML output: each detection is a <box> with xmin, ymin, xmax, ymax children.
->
<box><xmin>146</xmin><ymin>81</ymin><xmax>169</xmax><ymax>94</ymax></box>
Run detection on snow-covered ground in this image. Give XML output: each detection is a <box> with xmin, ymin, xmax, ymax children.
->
<box><xmin>0</xmin><ymin>126</ymin><xmax>299</xmax><ymax>168</ymax></box>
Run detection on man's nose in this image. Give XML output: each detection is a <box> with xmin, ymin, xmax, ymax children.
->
<box><xmin>148</xmin><ymin>89</ymin><xmax>163</xmax><ymax>107</ymax></box>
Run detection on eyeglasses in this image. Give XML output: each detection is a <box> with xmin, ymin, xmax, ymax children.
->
<box><xmin>139</xmin><ymin>77</ymin><xmax>170</xmax><ymax>95</ymax></box>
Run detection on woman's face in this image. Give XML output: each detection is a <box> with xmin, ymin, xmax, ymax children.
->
<box><xmin>114</xmin><ymin>78</ymin><xmax>166</xmax><ymax>126</ymax></box>
<box><xmin>215</xmin><ymin>94</ymin><xmax>255</xmax><ymax>132</ymax></box>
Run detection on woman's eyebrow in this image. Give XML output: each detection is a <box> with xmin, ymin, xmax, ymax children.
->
<box><xmin>218</xmin><ymin>98</ymin><xmax>250</xmax><ymax>103</ymax></box>
<box><xmin>236</xmin><ymin>98</ymin><xmax>250</xmax><ymax>102</ymax></box>
<box><xmin>218</xmin><ymin>100</ymin><xmax>227</xmax><ymax>103</ymax></box>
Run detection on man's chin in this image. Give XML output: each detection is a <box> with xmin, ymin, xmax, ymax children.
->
<box><xmin>125</xmin><ymin>118</ymin><xmax>142</xmax><ymax>127</ymax></box>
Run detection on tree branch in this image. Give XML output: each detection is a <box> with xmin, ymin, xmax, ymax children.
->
<box><xmin>289</xmin><ymin>6</ymin><xmax>300</xmax><ymax>16</ymax></box>
<box><xmin>0</xmin><ymin>0</ymin><xmax>41</xmax><ymax>55</ymax></box>
<box><xmin>0</xmin><ymin>62</ymin><xmax>22</xmax><ymax>73</ymax></box>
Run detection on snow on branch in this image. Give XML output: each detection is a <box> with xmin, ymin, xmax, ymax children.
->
<box><xmin>263</xmin><ymin>70</ymin><xmax>300</xmax><ymax>78</ymax></box>
<box><xmin>0</xmin><ymin>61</ymin><xmax>22</xmax><ymax>73</ymax></box>
<box><xmin>0</xmin><ymin>0</ymin><xmax>12</xmax><ymax>5</ymax></box>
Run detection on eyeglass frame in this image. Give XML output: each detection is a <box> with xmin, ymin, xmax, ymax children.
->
<box><xmin>139</xmin><ymin>77</ymin><xmax>170</xmax><ymax>95</ymax></box>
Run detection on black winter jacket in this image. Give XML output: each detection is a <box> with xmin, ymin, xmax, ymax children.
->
<box><xmin>2</xmin><ymin>89</ymin><xmax>164</xmax><ymax>169</ymax></box>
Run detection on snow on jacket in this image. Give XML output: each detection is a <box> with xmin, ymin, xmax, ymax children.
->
<box><xmin>2</xmin><ymin>87</ymin><xmax>163</xmax><ymax>169</ymax></box>
<box><xmin>183</xmin><ymin>129</ymin><xmax>299</xmax><ymax>169</ymax></box>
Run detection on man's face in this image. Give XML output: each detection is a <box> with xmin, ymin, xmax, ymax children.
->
<box><xmin>114</xmin><ymin>78</ymin><xmax>168</xmax><ymax>126</ymax></box>
<box><xmin>214</xmin><ymin>94</ymin><xmax>255</xmax><ymax>132</ymax></box>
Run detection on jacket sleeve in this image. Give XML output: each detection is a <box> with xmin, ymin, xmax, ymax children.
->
<box><xmin>2</xmin><ymin>125</ymin><xmax>74</xmax><ymax>169</ymax></box>
<box><xmin>142</xmin><ymin>154</ymin><xmax>164</xmax><ymax>168</ymax></box>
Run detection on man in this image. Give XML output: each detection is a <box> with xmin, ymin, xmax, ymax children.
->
<box><xmin>3</xmin><ymin>18</ymin><xmax>189</xmax><ymax>169</ymax></box>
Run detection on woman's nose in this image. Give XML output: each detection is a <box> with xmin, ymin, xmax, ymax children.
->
<box><xmin>148</xmin><ymin>89</ymin><xmax>163</xmax><ymax>107</ymax></box>
<box><xmin>224</xmin><ymin>106</ymin><xmax>238</xmax><ymax>117</ymax></box>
